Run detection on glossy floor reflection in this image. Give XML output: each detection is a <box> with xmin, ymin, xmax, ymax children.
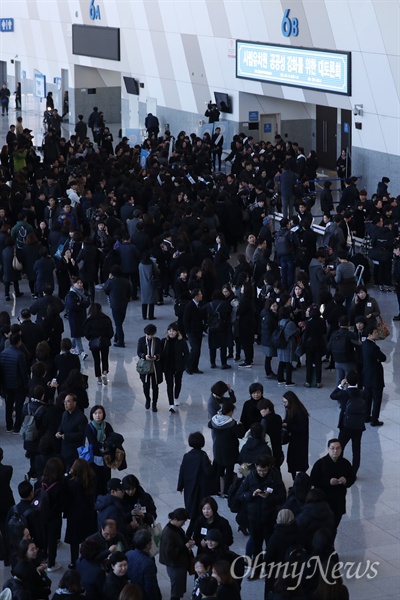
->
<box><xmin>0</xmin><ymin>109</ymin><xmax>399</xmax><ymax>599</ymax></box>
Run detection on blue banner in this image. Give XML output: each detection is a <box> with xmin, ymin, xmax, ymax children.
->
<box><xmin>140</xmin><ymin>149</ymin><xmax>149</xmax><ymax>168</ymax></box>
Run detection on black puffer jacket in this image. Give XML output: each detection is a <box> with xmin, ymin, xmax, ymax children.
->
<box><xmin>83</xmin><ymin>312</ymin><xmax>114</xmax><ymax>344</ymax></box>
<box><xmin>238</xmin><ymin>467</ymin><xmax>286</xmax><ymax>524</ymax></box>
<box><xmin>295</xmin><ymin>500</ymin><xmax>335</xmax><ymax>549</ymax></box>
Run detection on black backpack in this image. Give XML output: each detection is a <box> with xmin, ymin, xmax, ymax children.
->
<box><xmin>275</xmin><ymin>230</ymin><xmax>292</xmax><ymax>257</ymax></box>
<box><xmin>31</xmin><ymin>482</ymin><xmax>57</xmax><ymax>518</ymax></box>
<box><xmin>271</xmin><ymin>322</ymin><xmax>289</xmax><ymax>350</ymax></box>
<box><xmin>208</xmin><ymin>302</ymin><xmax>223</xmax><ymax>333</ymax></box>
<box><xmin>7</xmin><ymin>506</ymin><xmax>35</xmax><ymax>543</ymax></box>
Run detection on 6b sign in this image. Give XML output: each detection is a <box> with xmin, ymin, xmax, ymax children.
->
<box><xmin>281</xmin><ymin>9</ymin><xmax>298</xmax><ymax>37</ymax></box>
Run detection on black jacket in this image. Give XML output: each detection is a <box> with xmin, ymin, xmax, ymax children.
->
<box><xmin>330</xmin><ymin>386</ymin><xmax>366</xmax><ymax>431</ymax></box>
<box><xmin>103</xmin><ymin>276</ymin><xmax>132</xmax><ymax>310</ymax></box>
<box><xmin>310</xmin><ymin>454</ymin><xmax>356</xmax><ymax>517</ymax></box>
<box><xmin>177</xmin><ymin>448</ymin><xmax>214</xmax><ymax>519</ymax></box>
<box><xmin>238</xmin><ymin>468</ymin><xmax>286</xmax><ymax>524</ymax></box>
<box><xmin>183</xmin><ymin>299</ymin><xmax>204</xmax><ymax>336</ymax></box>
<box><xmin>193</xmin><ymin>512</ymin><xmax>233</xmax><ymax>549</ymax></box>
<box><xmin>161</xmin><ymin>334</ymin><xmax>189</xmax><ymax>373</ymax></box>
<box><xmin>137</xmin><ymin>335</ymin><xmax>163</xmax><ymax>383</ymax></box>
<box><xmin>0</xmin><ymin>345</ymin><xmax>28</xmax><ymax>390</ymax></box>
<box><xmin>362</xmin><ymin>338</ymin><xmax>386</xmax><ymax>388</ymax></box>
<box><xmin>83</xmin><ymin>313</ymin><xmax>114</xmax><ymax>343</ymax></box>
<box><xmin>54</xmin><ymin>351</ymin><xmax>81</xmax><ymax>385</ymax></box>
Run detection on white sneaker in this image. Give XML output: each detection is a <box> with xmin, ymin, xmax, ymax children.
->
<box><xmin>46</xmin><ymin>562</ymin><xmax>61</xmax><ymax>572</ymax></box>
<box><xmin>80</xmin><ymin>352</ymin><xmax>88</xmax><ymax>360</ymax></box>
<box><xmin>101</xmin><ymin>374</ymin><xmax>108</xmax><ymax>386</ymax></box>
<box><xmin>174</xmin><ymin>401</ymin><xmax>180</xmax><ymax>407</ymax></box>
<box><xmin>169</xmin><ymin>406</ymin><xmax>176</xmax><ymax>413</ymax></box>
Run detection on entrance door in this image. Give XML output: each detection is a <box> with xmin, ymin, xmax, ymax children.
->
<box><xmin>61</xmin><ymin>69</ymin><xmax>69</xmax><ymax>122</ymax></box>
<box><xmin>260</xmin><ymin>113</ymin><xmax>279</xmax><ymax>144</ymax></box>
<box><xmin>340</xmin><ymin>108</ymin><xmax>352</xmax><ymax>163</ymax></box>
<box><xmin>316</xmin><ymin>105</ymin><xmax>337</xmax><ymax>169</ymax></box>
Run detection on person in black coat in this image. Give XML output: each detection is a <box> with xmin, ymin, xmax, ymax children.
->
<box><xmin>302</xmin><ymin>306</ymin><xmax>327</xmax><ymax>387</ymax></box>
<box><xmin>239</xmin><ymin>382</ymin><xmax>264</xmax><ymax>432</ymax></box>
<box><xmin>137</xmin><ymin>323</ymin><xmax>163</xmax><ymax>412</ymax></box>
<box><xmin>204</xmin><ymin>291</ymin><xmax>232</xmax><ymax>370</ymax></box>
<box><xmin>192</xmin><ymin>496</ymin><xmax>233</xmax><ymax>552</ymax></box>
<box><xmin>103</xmin><ymin>552</ymin><xmax>129</xmax><ymax>600</ymax></box>
<box><xmin>209</xmin><ymin>402</ymin><xmax>240</xmax><ymax>497</ymax></box>
<box><xmin>33</xmin><ymin>247</ymin><xmax>55</xmax><ymax>296</ymax></box>
<box><xmin>20</xmin><ymin>309</ymin><xmax>44</xmax><ymax>366</ymax></box>
<box><xmin>56</xmin><ymin>394</ymin><xmax>88</xmax><ymax>471</ymax></box>
<box><xmin>236</xmin><ymin>282</ymin><xmax>255</xmax><ymax>367</ymax></box>
<box><xmin>282</xmin><ymin>472</ymin><xmax>312</xmax><ymax>517</ymax></box>
<box><xmin>258</xmin><ymin>398</ymin><xmax>284</xmax><ymax>467</ymax></box>
<box><xmin>37</xmin><ymin>457</ymin><xmax>66</xmax><ymax>571</ymax></box>
<box><xmin>177</xmin><ymin>432</ymin><xmax>214</xmax><ymax>537</ymax></box>
<box><xmin>2</xmin><ymin>237</ymin><xmax>24</xmax><ymax>300</ymax></box>
<box><xmin>282</xmin><ymin>391</ymin><xmax>309</xmax><ymax>479</ymax></box>
<box><xmin>42</xmin><ymin>303</ymin><xmax>64</xmax><ymax>357</ymax></box>
<box><xmin>295</xmin><ymin>488</ymin><xmax>335</xmax><ymax>552</ymax></box>
<box><xmin>0</xmin><ymin>447</ymin><xmax>15</xmax><ymax>566</ymax></box>
<box><xmin>117</xmin><ymin>235</ymin><xmax>141</xmax><ymax>300</ymax></box>
<box><xmin>86</xmin><ymin>405</ymin><xmax>114</xmax><ymax>496</ymax></box>
<box><xmin>238</xmin><ymin>422</ymin><xmax>272</xmax><ymax>467</ymax></box>
<box><xmin>65</xmin><ymin>277</ymin><xmax>91</xmax><ymax>357</ymax></box>
<box><xmin>103</xmin><ymin>265</ymin><xmax>132</xmax><ymax>348</ymax></box>
<box><xmin>183</xmin><ymin>288</ymin><xmax>205</xmax><ymax>374</ymax></box>
<box><xmin>362</xmin><ymin>325</ymin><xmax>386</xmax><ymax>426</ymax></box>
<box><xmin>76</xmin><ymin>238</ymin><xmax>99</xmax><ymax>303</ymax></box>
<box><xmin>59</xmin><ymin>370</ymin><xmax>89</xmax><ymax>413</ymax></box>
<box><xmin>238</xmin><ymin>456</ymin><xmax>286</xmax><ymax>578</ymax></box>
<box><xmin>121</xmin><ymin>474</ymin><xmax>157</xmax><ymax>527</ymax></box>
<box><xmin>54</xmin><ymin>338</ymin><xmax>81</xmax><ymax>385</ymax></box>
<box><xmin>263</xmin><ymin>509</ymin><xmax>300</xmax><ymax>594</ymax></box>
<box><xmin>65</xmin><ymin>459</ymin><xmax>98</xmax><ymax>568</ymax></box>
<box><xmin>51</xmin><ymin>569</ymin><xmax>86</xmax><ymax>600</ymax></box>
<box><xmin>14</xmin><ymin>539</ymin><xmax>52</xmax><ymax>600</ymax></box>
<box><xmin>0</xmin><ymin>333</ymin><xmax>29</xmax><ymax>433</ymax></box>
<box><xmin>260</xmin><ymin>299</ymin><xmax>279</xmax><ymax>378</ymax></box>
<box><xmin>330</xmin><ymin>370</ymin><xmax>366</xmax><ymax>475</ymax></box>
<box><xmin>84</xmin><ymin>303</ymin><xmax>114</xmax><ymax>385</ymax></box>
<box><xmin>76</xmin><ymin>537</ymin><xmax>106</xmax><ymax>600</ymax></box>
<box><xmin>22</xmin><ymin>385</ymin><xmax>50</xmax><ymax>479</ymax></box>
<box><xmin>310</xmin><ymin>439</ymin><xmax>356</xmax><ymax>530</ymax></box>
<box><xmin>161</xmin><ymin>322</ymin><xmax>189</xmax><ymax>412</ymax></box>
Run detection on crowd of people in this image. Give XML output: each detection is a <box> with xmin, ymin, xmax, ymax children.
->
<box><xmin>0</xmin><ymin>108</ymin><xmax>398</xmax><ymax>600</ymax></box>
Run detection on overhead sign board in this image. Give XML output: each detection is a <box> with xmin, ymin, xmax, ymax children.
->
<box><xmin>236</xmin><ymin>40</ymin><xmax>351</xmax><ymax>96</ymax></box>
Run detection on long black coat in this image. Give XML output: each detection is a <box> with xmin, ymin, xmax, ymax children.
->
<box><xmin>65</xmin><ymin>287</ymin><xmax>91</xmax><ymax>337</ymax></box>
<box><xmin>177</xmin><ymin>448</ymin><xmax>214</xmax><ymax>519</ymax></box>
<box><xmin>2</xmin><ymin>245</ymin><xmax>21</xmax><ymax>283</ymax></box>
<box><xmin>0</xmin><ymin>463</ymin><xmax>15</xmax><ymax>516</ymax></box>
<box><xmin>310</xmin><ymin>454</ymin><xmax>356</xmax><ymax>518</ymax></box>
<box><xmin>21</xmin><ymin>242</ymin><xmax>41</xmax><ymax>281</ymax></box>
<box><xmin>161</xmin><ymin>335</ymin><xmax>189</xmax><ymax>373</ymax></box>
<box><xmin>33</xmin><ymin>256</ymin><xmax>55</xmax><ymax>294</ymax></box>
<box><xmin>362</xmin><ymin>338</ymin><xmax>386</xmax><ymax>389</ymax></box>
<box><xmin>236</xmin><ymin>296</ymin><xmax>255</xmax><ymax>344</ymax></box>
<box><xmin>64</xmin><ymin>478</ymin><xmax>97</xmax><ymax>544</ymax></box>
<box><xmin>76</xmin><ymin>244</ymin><xmax>99</xmax><ymax>283</ymax></box>
<box><xmin>284</xmin><ymin>410</ymin><xmax>309</xmax><ymax>475</ymax></box>
<box><xmin>204</xmin><ymin>298</ymin><xmax>232</xmax><ymax>349</ymax></box>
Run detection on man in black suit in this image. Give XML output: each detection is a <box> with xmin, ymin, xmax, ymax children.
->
<box><xmin>54</xmin><ymin>338</ymin><xmax>81</xmax><ymax>385</ymax></box>
<box><xmin>103</xmin><ymin>265</ymin><xmax>132</xmax><ymax>348</ymax></box>
<box><xmin>20</xmin><ymin>308</ymin><xmax>44</xmax><ymax>366</ymax></box>
<box><xmin>0</xmin><ymin>333</ymin><xmax>28</xmax><ymax>433</ymax></box>
<box><xmin>183</xmin><ymin>289</ymin><xmax>204</xmax><ymax>374</ymax></box>
<box><xmin>330</xmin><ymin>370</ymin><xmax>366</xmax><ymax>475</ymax></box>
<box><xmin>362</xmin><ymin>325</ymin><xmax>386</xmax><ymax>426</ymax></box>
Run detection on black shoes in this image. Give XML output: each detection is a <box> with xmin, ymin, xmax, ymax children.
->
<box><xmin>152</xmin><ymin>403</ymin><xmax>158</xmax><ymax>412</ymax></box>
<box><xmin>393</xmin><ymin>315</ymin><xmax>400</xmax><ymax>321</ymax></box>
<box><xmin>370</xmin><ymin>420</ymin><xmax>384</xmax><ymax>427</ymax></box>
<box><xmin>145</xmin><ymin>399</ymin><xmax>150</xmax><ymax>410</ymax></box>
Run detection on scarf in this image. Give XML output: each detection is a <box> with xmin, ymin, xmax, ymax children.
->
<box><xmin>91</xmin><ymin>420</ymin><xmax>106</xmax><ymax>443</ymax></box>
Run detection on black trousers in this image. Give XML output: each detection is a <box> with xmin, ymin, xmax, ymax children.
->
<box><xmin>305</xmin><ymin>349</ymin><xmax>323</xmax><ymax>384</ymax></box>
<box><xmin>91</xmin><ymin>345</ymin><xmax>110</xmax><ymax>377</ymax></box>
<box><xmin>364</xmin><ymin>386</ymin><xmax>383</xmax><ymax>422</ymax></box>
<box><xmin>338</xmin><ymin>428</ymin><xmax>363</xmax><ymax>474</ymax></box>
<box><xmin>164</xmin><ymin>371</ymin><xmax>183</xmax><ymax>405</ymax></box>
<box><xmin>186</xmin><ymin>333</ymin><xmax>202</xmax><ymax>371</ymax></box>
<box><xmin>141</xmin><ymin>373</ymin><xmax>159</xmax><ymax>405</ymax></box>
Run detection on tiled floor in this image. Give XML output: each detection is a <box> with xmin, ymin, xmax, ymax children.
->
<box><xmin>0</xmin><ymin>107</ymin><xmax>399</xmax><ymax>599</ymax></box>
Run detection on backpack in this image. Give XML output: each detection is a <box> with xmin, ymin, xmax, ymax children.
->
<box><xmin>7</xmin><ymin>506</ymin><xmax>34</xmax><ymax>542</ymax></box>
<box><xmin>285</xmin><ymin>543</ymin><xmax>309</xmax><ymax>566</ymax></box>
<box><xmin>270</xmin><ymin>322</ymin><xmax>289</xmax><ymax>350</ymax></box>
<box><xmin>19</xmin><ymin>404</ymin><xmax>41</xmax><ymax>443</ymax></box>
<box><xmin>275</xmin><ymin>230</ymin><xmax>292</xmax><ymax>257</ymax></box>
<box><xmin>208</xmin><ymin>302</ymin><xmax>223</xmax><ymax>333</ymax></box>
<box><xmin>31</xmin><ymin>482</ymin><xmax>57</xmax><ymax>518</ymax></box>
<box><xmin>16</xmin><ymin>224</ymin><xmax>27</xmax><ymax>250</ymax></box>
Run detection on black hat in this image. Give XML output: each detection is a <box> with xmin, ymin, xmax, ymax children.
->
<box><xmin>107</xmin><ymin>478</ymin><xmax>123</xmax><ymax>492</ymax></box>
<box><xmin>204</xmin><ymin>529</ymin><xmax>223</xmax><ymax>543</ymax></box>
<box><xmin>382</xmin><ymin>177</ymin><xmax>390</xmax><ymax>183</ymax></box>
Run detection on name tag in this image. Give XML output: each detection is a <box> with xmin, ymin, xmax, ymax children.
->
<box><xmin>367</xmin><ymin>302</ymin><xmax>372</xmax><ymax>307</ymax></box>
<box><xmin>300</xmin><ymin>298</ymin><xmax>305</xmax><ymax>303</ymax></box>
<box><xmin>201</xmin><ymin>527</ymin><xmax>208</xmax><ymax>535</ymax></box>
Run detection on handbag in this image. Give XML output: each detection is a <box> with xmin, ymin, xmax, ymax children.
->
<box><xmin>136</xmin><ymin>357</ymin><xmax>154</xmax><ymax>375</ymax></box>
<box><xmin>149</xmin><ymin>522</ymin><xmax>162</xmax><ymax>557</ymax></box>
<box><xmin>77</xmin><ymin>444</ymin><xmax>94</xmax><ymax>463</ymax></box>
<box><xmin>376</xmin><ymin>316</ymin><xmax>390</xmax><ymax>340</ymax></box>
<box><xmin>12</xmin><ymin>249</ymin><xmax>23</xmax><ymax>271</ymax></box>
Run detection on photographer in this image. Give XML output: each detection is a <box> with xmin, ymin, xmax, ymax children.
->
<box><xmin>205</xmin><ymin>101</ymin><xmax>220</xmax><ymax>124</ymax></box>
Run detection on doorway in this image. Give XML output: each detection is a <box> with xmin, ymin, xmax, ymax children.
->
<box><xmin>316</xmin><ymin>105</ymin><xmax>337</xmax><ymax>169</ymax></box>
<box><xmin>61</xmin><ymin>69</ymin><xmax>69</xmax><ymax>122</ymax></box>
<box><xmin>260</xmin><ymin>113</ymin><xmax>280</xmax><ymax>144</ymax></box>
<box><xmin>340</xmin><ymin>109</ymin><xmax>352</xmax><ymax>167</ymax></box>
<box><xmin>0</xmin><ymin>61</ymin><xmax>7</xmax><ymax>86</ymax></box>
